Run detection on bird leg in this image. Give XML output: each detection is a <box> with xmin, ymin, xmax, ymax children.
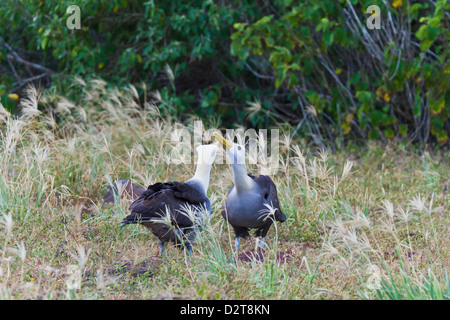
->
<box><xmin>255</xmin><ymin>237</ymin><xmax>266</xmax><ymax>251</ymax></box>
<box><xmin>259</xmin><ymin>237</ymin><xmax>266</xmax><ymax>249</ymax></box>
<box><xmin>235</xmin><ymin>237</ymin><xmax>240</xmax><ymax>253</ymax></box>
<box><xmin>185</xmin><ymin>242</ymin><xmax>193</xmax><ymax>256</ymax></box>
<box><xmin>157</xmin><ymin>239</ymin><xmax>166</xmax><ymax>256</ymax></box>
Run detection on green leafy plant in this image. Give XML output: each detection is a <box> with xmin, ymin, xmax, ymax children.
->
<box><xmin>1</xmin><ymin>0</ymin><xmax>448</xmax><ymax>146</ymax></box>
<box><xmin>230</xmin><ymin>0</ymin><xmax>449</xmax><ymax>146</ymax></box>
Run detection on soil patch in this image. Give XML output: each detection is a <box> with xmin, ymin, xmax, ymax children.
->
<box><xmin>107</xmin><ymin>256</ymin><xmax>163</xmax><ymax>277</ymax></box>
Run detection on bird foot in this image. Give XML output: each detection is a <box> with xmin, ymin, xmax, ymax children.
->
<box><xmin>254</xmin><ymin>237</ymin><xmax>266</xmax><ymax>252</ymax></box>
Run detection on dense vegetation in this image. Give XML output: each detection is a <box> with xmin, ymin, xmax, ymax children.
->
<box><xmin>1</xmin><ymin>0</ymin><xmax>448</xmax><ymax>148</ymax></box>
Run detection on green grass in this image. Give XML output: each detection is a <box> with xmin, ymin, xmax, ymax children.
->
<box><xmin>374</xmin><ymin>268</ymin><xmax>450</xmax><ymax>300</ymax></box>
<box><xmin>0</xmin><ymin>81</ymin><xmax>448</xmax><ymax>300</ymax></box>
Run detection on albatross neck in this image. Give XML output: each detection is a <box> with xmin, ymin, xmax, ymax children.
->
<box><xmin>231</xmin><ymin>162</ymin><xmax>254</xmax><ymax>192</ymax></box>
<box><xmin>189</xmin><ymin>162</ymin><xmax>212</xmax><ymax>194</ymax></box>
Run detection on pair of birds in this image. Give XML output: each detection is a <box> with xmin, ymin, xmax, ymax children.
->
<box><xmin>121</xmin><ymin>133</ymin><xmax>286</xmax><ymax>255</ymax></box>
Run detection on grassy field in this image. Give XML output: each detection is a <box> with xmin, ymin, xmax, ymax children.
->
<box><xmin>0</xmin><ymin>81</ymin><xmax>448</xmax><ymax>300</ymax></box>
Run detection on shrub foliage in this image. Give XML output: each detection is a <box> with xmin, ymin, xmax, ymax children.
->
<box><xmin>0</xmin><ymin>0</ymin><xmax>448</xmax><ymax>146</ymax></box>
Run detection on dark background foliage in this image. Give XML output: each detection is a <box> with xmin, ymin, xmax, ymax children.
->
<box><xmin>0</xmin><ymin>0</ymin><xmax>448</xmax><ymax>148</ymax></box>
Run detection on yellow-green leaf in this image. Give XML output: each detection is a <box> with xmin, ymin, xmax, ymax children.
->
<box><xmin>8</xmin><ymin>93</ymin><xmax>19</xmax><ymax>100</ymax></box>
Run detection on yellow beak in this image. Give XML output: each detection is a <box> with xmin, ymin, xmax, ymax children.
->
<box><xmin>213</xmin><ymin>132</ymin><xmax>233</xmax><ymax>150</ymax></box>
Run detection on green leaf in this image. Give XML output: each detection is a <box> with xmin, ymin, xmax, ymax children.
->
<box><xmin>436</xmin><ymin>130</ymin><xmax>448</xmax><ymax>144</ymax></box>
<box><xmin>410</xmin><ymin>3</ymin><xmax>423</xmax><ymax>19</ymax></box>
<box><xmin>254</xmin><ymin>15</ymin><xmax>273</xmax><ymax>28</ymax></box>
<box><xmin>233</xmin><ymin>22</ymin><xmax>248</xmax><ymax>31</ymax></box>
<box><xmin>201</xmin><ymin>98</ymin><xmax>210</xmax><ymax>108</ymax></box>
<box><xmin>430</xmin><ymin>98</ymin><xmax>445</xmax><ymax>114</ymax></box>
<box><xmin>413</xmin><ymin>100</ymin><xmax>422</xmax><ymax>117</ymax></box>
<box><xmin>41</xmin><ymin>37</ymin><xmax>48</xmax><ymax>50</ymax></box>
<box><xmin>399</xmin><ymin>124</ymin><xmax>408</xmax><ymax>137</ymax></box>
<box><xmin>315</xmin><ymin>17</ymin><xmax>330</xmax><ymax>32</ymax></box>
<box><xmin>369</xmin><ymin>128</ymin><xmax>379</xmax><ymax>140</ymax></box>
<box><xmin>206</xmin><ymin>90</ymin><xmax>218</xmax><ymax>106</ymax></box>
<box><xmin>384</xmin><ymin>128</ymin><xmax>395</xmax><ymax>139</ymax></box>
<box><xmin>356</xmin><ymin>91</ymin><xmax>375</xmax><ymax>108</ymax></box>
<box><xmin>369</xmin><ymin>109</ymin><xmax>384</xmax><ymax>127</ymax></box>
<box><xmin>287</xmin><ymin>73</ymin><xmax>299</xmax><ymax>88</ymax></box>
<box><xmin>299</xmin><ymin>26</ymin><xmax>311</xmax><ymax>39</ymax></box>
<box><xmin>431</xmin><ymin>117</ymin><xmax>444</xmax><ymax>134</ymax></box>
<box><xmin>350</xmin><ymin>72</ymin><xmax>361</xmax><ymax>85</ymax></box>
<box><xmin>265</xmin><ymin>37</ymin><xmax>275</xmax><ymax>47</ymax></box>
<box><xmin>415</xmin><ymin>25</ymin><xmax>427</xmax><ymax>41</ymax></box>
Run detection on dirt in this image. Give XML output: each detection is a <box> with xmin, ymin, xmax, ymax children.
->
<box><xmin>236</xmin><ymin>240</ymin><xmax>318</xmax><ymax>265</ymax></box>
<box><xmin>383</xmin><ymin>250</ymin><xmax>421</xmax><ymax>262</ymax></box>
<box><xmin>400</xmin><ymin>232</ymin><xmax>424</xmax><ymax>240</ymax></box>
<box><xmin>106</xmin><ymin>257</ymin><xmax>164</xmax><ymax>277</ymax></box>
<box><xmin>55</xmin><ymin>240</ymin><xmax>68</xmax><ymax>258</ymax></box>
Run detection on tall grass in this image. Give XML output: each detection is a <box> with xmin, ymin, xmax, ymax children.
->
<box><xmin>0</xmin><ymin>80</ymin><xmax>448</xmax><ymax>299</ymax></box>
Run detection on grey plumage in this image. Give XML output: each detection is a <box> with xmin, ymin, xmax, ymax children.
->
<box><xmin>221</xmin><ymin>173</ymin><xmax>286</xmax><ymax>252</ymax></box>
<box><xmin>222</xmin><ymin>173</ymin><xmax>286</xmax><ymax>237</ymax></box>
<box><xmin>214</xmin><ymin>133</ymin><xmax>286</xmax><ymax>252</ymax></box>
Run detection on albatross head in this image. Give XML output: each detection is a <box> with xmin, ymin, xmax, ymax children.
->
<box><xmin>196</xmin><ymin>144</ymin><xmax>218</xmax><ymax>166</ymax></box>
<box><xmin>212</xmin><ymin>132</ymin><xmax>245</xmax><ymax>165</ymax></box>
<box><xmin>213</xmin><ymin>132</ymin><xmax>254</xmax><ymax>191</ymax></box>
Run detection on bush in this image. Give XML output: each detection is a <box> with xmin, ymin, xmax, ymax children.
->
<box><xmin>0</xmin><ymin>0</ymin><xmax>448</xmax><ymax>147</ymax></box>
<box><xmin>0</xmin><ymin>1</ymin><xmax>269</xmax><ymax>120</ymax></box>
<box><xmin>230</xmin><ymin>0</ymin><xmax>449</xmax><ymax>146</ymax></box>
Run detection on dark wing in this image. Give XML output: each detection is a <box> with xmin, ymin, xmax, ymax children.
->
<box><xmin>122</xmin><ymin>181</ymin><xmax>208</xmax><ymax>228</ymax></box>
<box><xmin>172</xmin><ymin>182</ymin><xmax>209</xmax><ymax>204</ymax></box>
<box><xmin>250</xmin><ymin>174</ymin><xmax>286</xmax><ymax>222</ymax></box>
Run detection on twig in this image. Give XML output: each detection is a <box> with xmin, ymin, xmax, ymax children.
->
<box><xmin>13</xmin><ymin>73</ymin><xmax>50</xmax><ymax>90</ymax></box>
<box><xmin>290</xmin><ymin>118</ymin><xmax>306</xmax><ymax>140</ymax></box>
<box><xmin>7</xmin><ymin>59</ymin><xmax>20</xmax><ymax>81</ymax></box>
<box><xmin>1</xmin><ymin>36</ymin><xmax>55</xmax><ymax>75</ymax></box>
<box><xmin>7</xmin><ymin>0</ymin><xmax>33</xmax><ymax>23</ymax></box>
<box><xmin>244</xmin><ymin>61</ymin><xmax>275</xmax><ymax>80</ymax></box>
<box><xmin>7</xmin><ymin>54</ymin><xmax>54</xmax><ymax>74</ymax></box>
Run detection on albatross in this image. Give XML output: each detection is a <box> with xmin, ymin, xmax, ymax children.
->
<box><xmin>213</xmin><ymin>132</ymin><xmax>286</xmax><ymax>252</ymax></box>
<box><xmin>121</xmin><ymin>144</ymin><xmax>218</xmax><ymax>255</ymax></box>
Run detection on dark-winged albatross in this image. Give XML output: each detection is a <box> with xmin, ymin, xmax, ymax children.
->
<box><xmin>121</xmin><ymin>144</ymin><xmax>218</xmax><ymax>255</ymax></box>
<box><xmin>213</xmin><ymin>132</ymin><xmax>286</xmax><ymax>252</ymax></box>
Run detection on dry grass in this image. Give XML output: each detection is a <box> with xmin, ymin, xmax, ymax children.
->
<box><xmin>0</xmin><ymin>80</ymin><xmax>448</xmax><ymax>300</ymax></box>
